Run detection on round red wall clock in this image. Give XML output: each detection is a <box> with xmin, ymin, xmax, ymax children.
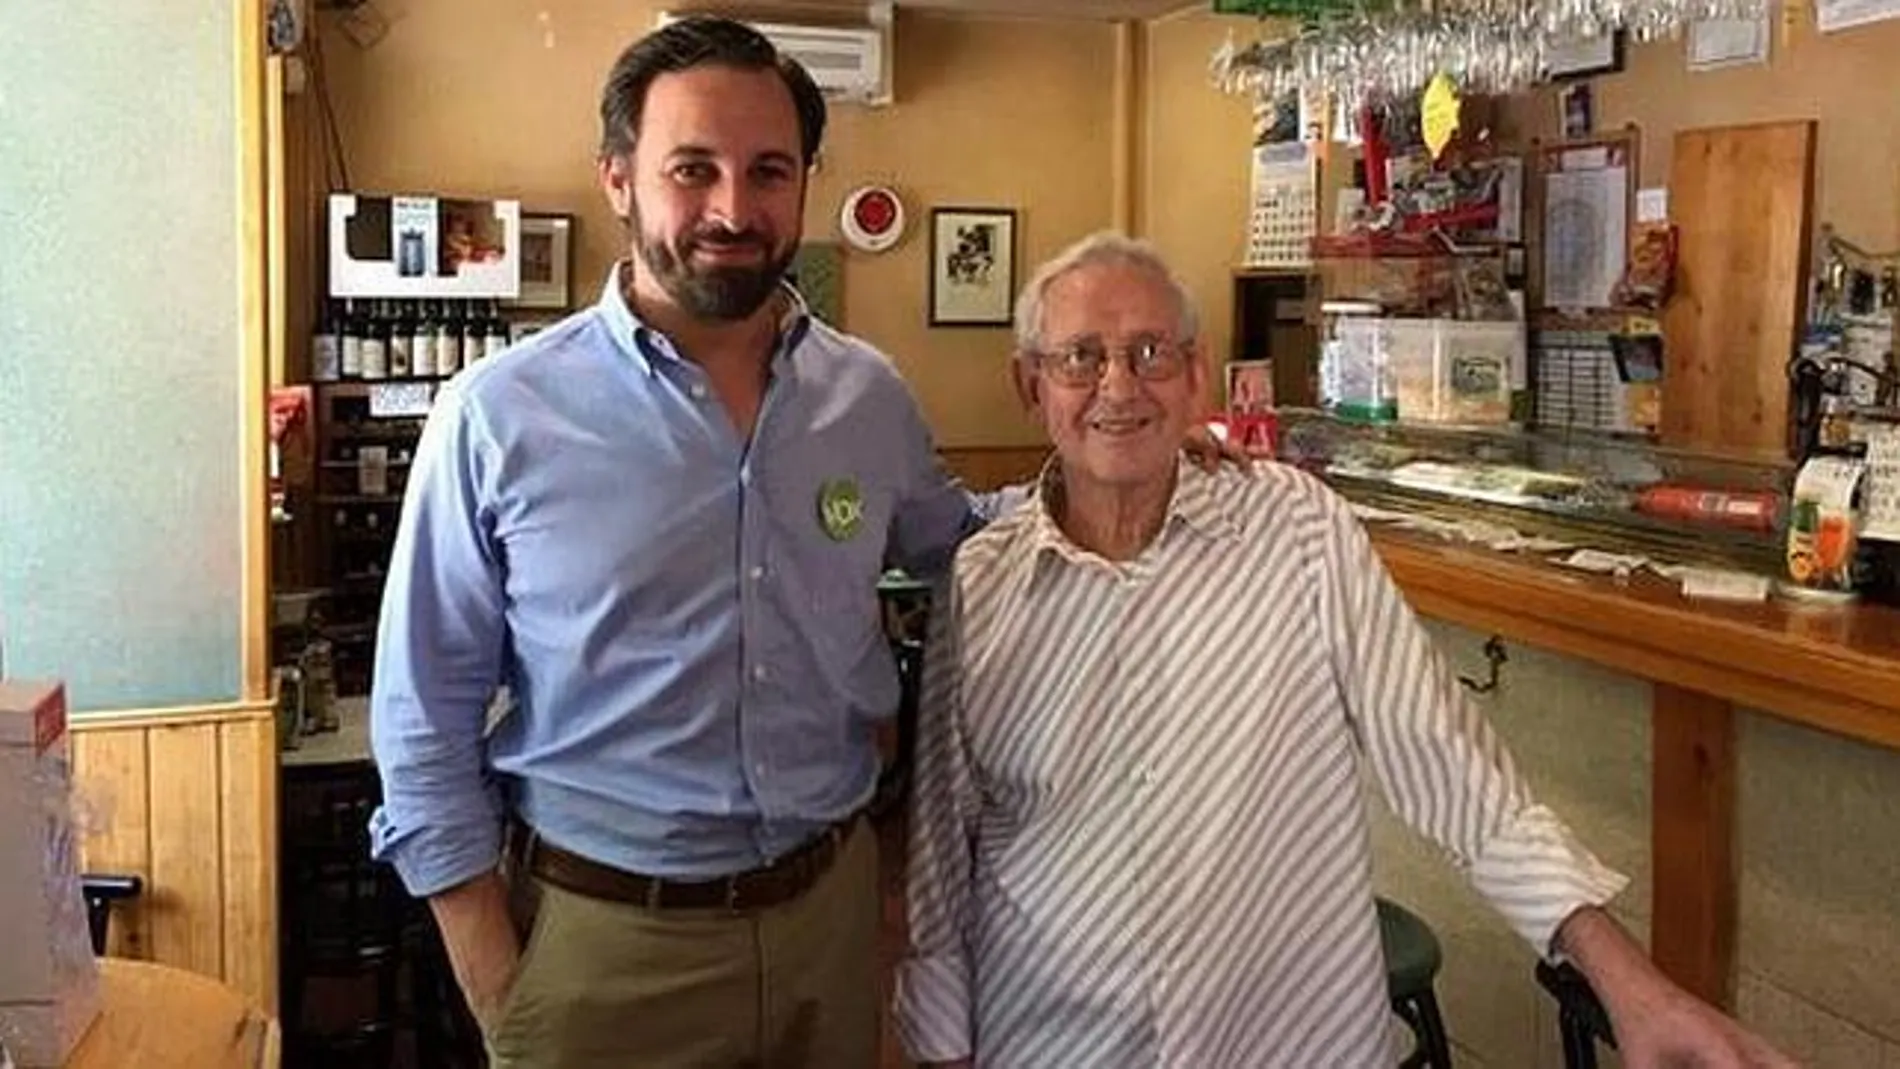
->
<box><xmin>840</xmin><ymin>185</ymin><xmax>906</xmax><ymax>253</ymax></box>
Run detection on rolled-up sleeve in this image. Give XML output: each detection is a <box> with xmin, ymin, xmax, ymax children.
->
<box><xmin>367</xmin><ymin>382</ymin><xmax>510</xmax><ymax>898</ymax></box>
<box><xmin>894</xmin><ymin>577</ymin><xmax>981</xmax><ymax>1063</ymax></box>
<box><xmin>1322</xmin><ymin>495</ymin><xmax>1628</xmax><ymax>956</ymax></box>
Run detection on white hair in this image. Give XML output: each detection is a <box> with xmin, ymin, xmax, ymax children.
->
<box><xmin>1011</xmin><ymin>230</ymin><xmax>1200</xmax><ymax>357</ymax></box>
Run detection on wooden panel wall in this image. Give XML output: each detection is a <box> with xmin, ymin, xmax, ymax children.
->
<box><xmin>1660</xmin><ymin>121</ymin><xmax>1817</xmax><ymax>457</ymax></box>
<box><xmin>69</xmin><ymin>707</ymin><xmax>280</xmax><ymax>1015</ymax></box>
<box><xmin>942</xmin><ymin>445</ymin><xmax>1049</xmax><ymax>493</ymax></box>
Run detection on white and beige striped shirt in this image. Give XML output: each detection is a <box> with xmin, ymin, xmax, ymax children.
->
<box><xmin>895</xmin><ymin>460</ymin><xmax>1628</xmax><ymax>1068</ymax></box>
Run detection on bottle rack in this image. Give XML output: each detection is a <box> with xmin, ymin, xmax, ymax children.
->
<box><xmin>309</xmin><ymin>383</ymin><xmax>432</xmax><ymax>696</ymax></box>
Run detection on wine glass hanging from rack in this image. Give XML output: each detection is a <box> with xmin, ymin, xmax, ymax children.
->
<box><xmin>1209</xmin><ymin>0</ymin><xmax>1768</xmax><ymax>106</ymax></box>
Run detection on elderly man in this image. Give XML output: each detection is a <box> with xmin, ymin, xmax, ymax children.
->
<box><xmin>895</xmin><ymin>231</ymin><xmax>1797</xmax><ymax>1069</ymax></box>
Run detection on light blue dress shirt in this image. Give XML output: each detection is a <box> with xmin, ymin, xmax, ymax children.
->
<box><xmin>368</xmin><ymin>272</ymin><xmax>999</xmax><ymax>897</ymax></box>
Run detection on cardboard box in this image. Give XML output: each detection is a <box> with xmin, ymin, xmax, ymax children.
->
<box><xmin>0</xmin><ymin>680</ymin><xmax>101</xmax><ymax>1067</ymax></box>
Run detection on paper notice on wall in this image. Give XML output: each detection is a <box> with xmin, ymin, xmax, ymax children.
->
<box><xmin>1543</xmin><ymin>165</ymin><xmax>1629</xmax><ymax>309</ymax></box>
<box><xmin>1689</xmin><ymin>14</ymin><xmax>1771</xmax><ymax>67</ymax></box>
<box><xmin>1817</xmin><ymin>0</ymin><xmax>1900</xmax><ymax>32</ymax></box>
<box><xmin>1636</xmin><ymin>187</ymin><xmax>1669</xmax><ymax>223</ymax></box>
<box><xmin>1862</xmin><ymin>423</ymin><xmax>1900</xmax><ymax>543</ymax></box>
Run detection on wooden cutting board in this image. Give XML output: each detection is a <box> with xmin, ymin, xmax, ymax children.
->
<box><xmin>1661</xmin><ymin>120</ymin><xmax>1817</xmax><ymax>458</ymax></box>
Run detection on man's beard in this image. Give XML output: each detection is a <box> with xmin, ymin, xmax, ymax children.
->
<box><xmin>633</xmin><ymin>210</ymin><xmax>797</xmax><ymax>322</ymax></box>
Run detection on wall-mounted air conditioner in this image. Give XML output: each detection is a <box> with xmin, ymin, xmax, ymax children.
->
<box><xmin>656</xmin><ymin>10</ymin><xmax>892</xmax><ymax>106</ymax></box>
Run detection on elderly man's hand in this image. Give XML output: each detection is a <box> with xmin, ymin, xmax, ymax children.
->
<box><xmin>1613</xmin><ymin>985</ymin><xmax>1799</xmax><ymax>1068</ymax></box>
<box><xmin>1181</xmin><ymin>422</ymin><xmax>1253</xmax><ymax>473</ymax></box>
<box><xmin>1558</xmin><ymin>907</ymin><xmax>1801</xmax><ymax>1069</ymax></box>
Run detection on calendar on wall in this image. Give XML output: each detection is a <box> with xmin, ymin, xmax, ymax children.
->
<box><xmin>1244</xmin><ymin>142</ymin><xmax>1317</xmax><ymax>269</ymax></box>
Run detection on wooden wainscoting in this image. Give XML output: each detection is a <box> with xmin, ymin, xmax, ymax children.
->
<box><xmin>942</xmin><ymin>445</ymin><xmax>1049</xmax><ymax>492</ymax></box>
<box><xmin>69</xmin><ymin>702</ymin><xmax>280</xmax><ymax>1015</ymax></box>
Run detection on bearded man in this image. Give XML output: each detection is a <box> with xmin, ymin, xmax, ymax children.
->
<box><xmin>365</xmin><ymin>17</ymin><xmax>997</xmax><ymax>1069</ymax></box>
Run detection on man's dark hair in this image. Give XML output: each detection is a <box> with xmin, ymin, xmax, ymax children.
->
<box><xmin>598</xmin><ymin>16</ymin><xmax>828</xmax><ymax>166</ymax></box>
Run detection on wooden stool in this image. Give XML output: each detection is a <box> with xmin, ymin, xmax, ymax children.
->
<box><xmin>1378</xmin><ymin>897</ymin><xmax>1454</xmax><ymax>1068</ymax></box>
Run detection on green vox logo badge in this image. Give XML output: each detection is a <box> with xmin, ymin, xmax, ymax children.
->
<box><xmin>816</xmin><ymin>478</ymin><xmax>865</xmax><ymax>542</ymax></box>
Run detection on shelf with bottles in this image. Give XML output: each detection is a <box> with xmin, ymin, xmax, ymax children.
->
<box><xmin>330</xmin><ymin>192</ymin><xmax>521</xmax><ymax>300</ymax></box>
<box><xmin>312</xmin><ymin>296</ymin><xmax>513</xmax><ymax>384</ymax></box>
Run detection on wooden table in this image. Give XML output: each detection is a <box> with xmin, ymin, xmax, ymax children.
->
<box><xmin>65</xmin><ymin>958</ymin><xmax>277</xmax><ymax>1069</ymax></box>
<box><xmin>1370</xmin><ymin>526</ymin><xmax>1900</xmax><ymax>1010</ymax></box>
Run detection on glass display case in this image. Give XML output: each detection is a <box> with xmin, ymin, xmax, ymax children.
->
<box><xmin>1274</xmin><ymin>406</ymin><xmax>1795</xmax><ymax>575</ymax></box>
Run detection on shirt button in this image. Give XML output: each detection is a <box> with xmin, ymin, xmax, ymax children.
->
<box><xmin>753</xmin><ymin>665</ymin><xmax>769</xmax><ymax>681</ymax></box>
<box><xmin>689</xmin><ymin>383</ymin><xmax>707</xmax><ymax>399</ymax></box>
<box><xmin>749</xmin><ymin>566</ymin><xmax>766</xmax><ymax>581</ymax></box>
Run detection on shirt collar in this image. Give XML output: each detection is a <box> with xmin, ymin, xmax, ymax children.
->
<box><xmin>1025</xmin><ymin>455</ymin><xmax>1241</xmax><ymax>571</ymax></box>
<box><xmin>596</xmin><ymin>260</ymin><xmax>814</xmax><ymax>377</ymax></box>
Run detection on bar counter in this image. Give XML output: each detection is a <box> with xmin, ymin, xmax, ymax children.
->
<box><xmin>1366</xmin><ymin>524</ymin><xmax>1900</xmax><ymax>1011</ymax></box>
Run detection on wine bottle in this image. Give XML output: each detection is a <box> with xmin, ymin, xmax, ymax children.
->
<box><xmin>360</xmin><ymin>299</ymin><xmax>389</xmax><ymax>380</ymax></box>
<box><xmin>388</xmin><ymin>300</ymin><xmax>413</xmax><ymax>378</ymax></box>
<box><xmin>411</xmin><ymin>300</ymin><xmax>437</xmax><ymax>378</ymax></box>
<box><xmin>435</xmin><ymin>300</ymin><xmax>461</xmax><ymax>376</ymax></box>
<box><xmin>340</xmin><ymin>298</ymin><xmax>363</xmax><ymax>379</ymax></box>
<box><xmin>484</xmin><ymin>300</ymin><xmax>509</xmax><ymax>361</ymax></box>
<box><xmin>457</xmin><ymin>300</ymin><xmax>481</xmax><ymax>367</ymax></box>
<box><xmin>311</xmin><ymin>298</ymin><xmax>340</xmax><ymax>382</ymax></box>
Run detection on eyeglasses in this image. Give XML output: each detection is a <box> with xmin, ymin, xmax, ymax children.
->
<box><xmin>1031</xmin><ymin>335</ymin><xmax>1189</xmax><ymax>387</ymax></box>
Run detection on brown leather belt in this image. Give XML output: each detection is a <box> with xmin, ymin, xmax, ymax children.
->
<box><xmin>522</xmin><ymin>814</ymin><xmax>861</xmax><ymax>912</ymax></box>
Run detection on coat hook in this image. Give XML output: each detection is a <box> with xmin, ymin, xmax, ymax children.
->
<box><xmin>1458</xmin><ymin>635</ymin><xmax>1509</xmax><ymax>694</ymax></box>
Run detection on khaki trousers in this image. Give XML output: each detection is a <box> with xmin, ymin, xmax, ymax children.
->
<box><xmin>483</xmin><ymin>821</ymin><xmax>881</xmax><ymax>1069</ymax></box>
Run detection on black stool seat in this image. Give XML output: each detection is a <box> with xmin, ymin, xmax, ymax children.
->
<box><xmin>1537</xmin><ymin>960</ymin><xmax>1617</xmax><ymax>1069</ymax></box>
<box><xmin>1377</xmin><ymin>897</ymin><xmax>1454</xmax><ymax>1068</ymax></box>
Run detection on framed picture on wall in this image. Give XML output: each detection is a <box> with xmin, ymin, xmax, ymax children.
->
<box><xmin>929</xmin><ymin>207</ymin><xmax>1016</xmax><ymax>327</ymax></box>
<box><xmin>507</xmin><ymin>212</ymin><xmax>574</xmax><ymax>310</ymax></box>
<box><xmin>1226</xmin><ymin>359</ymin><xmax>1276</xmax><ymax>414</ymax></box>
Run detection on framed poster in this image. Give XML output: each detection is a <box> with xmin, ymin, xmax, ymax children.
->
<box><xmin>1226</xmin><ymin>359</ymin><xmax>1276</xmax><ymax>414</ymax></box>
<box><xmin>929</xmin><ymin>206</ymin><xmax>1016</xmax><ymax>327</ymax></box>
<box><xmin>508</xmin><ymin>212</ymin><xmax>574</xmax><ymax>310</ymax></box>
<box><xmin>1531</xmin><ymin>130</ymin><xmax>1639</xmax><ymax>314</ymax></box>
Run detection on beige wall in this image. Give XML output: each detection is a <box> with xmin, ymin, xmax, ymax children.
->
<box><xmin>319</xmin><ymin>2</ymin><xmax>1122</xmax><ymax>447</ymax></box>
<box><xmin>1138</xmin><ymin>9</ymin><xmax>1255</xmax><ymax>373</ymax></box>
<box><xmin>1499</xmin><ymin>18</ymin><xmax>1900</xmax><ymax>248</ymax></box>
